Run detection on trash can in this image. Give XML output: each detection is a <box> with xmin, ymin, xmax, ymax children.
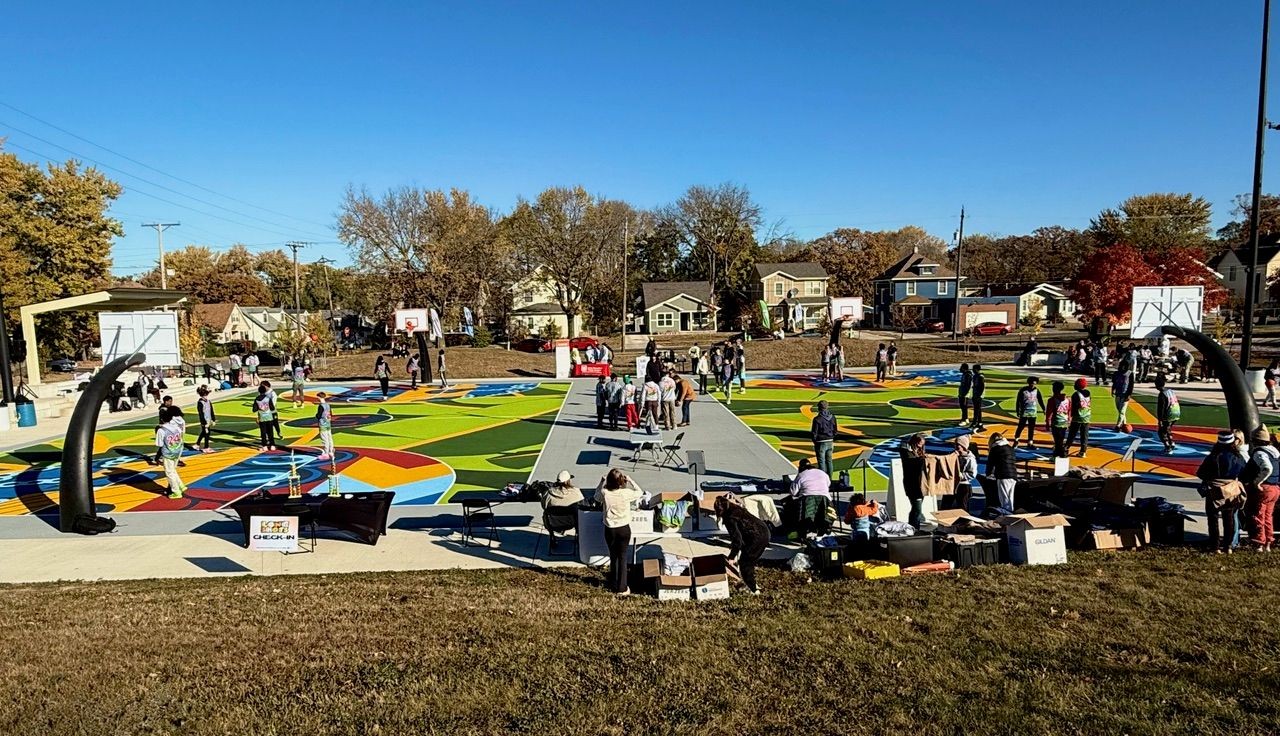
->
<box><xmin>1246</xmin><ymin>369</ymin><xmax>1267</xmax><ymax>395</ymax></box>
<box><xmin>15</xmin><ymin>399</ymin><xmax>36</xmax><ymax>428</ymax></box>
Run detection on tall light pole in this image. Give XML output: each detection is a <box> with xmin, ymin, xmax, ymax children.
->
<box><xmin>1241</xmin><ymin>0</ymin><xmax>1273</xmax><ymax>369</ymax></box>
<box><xmin>285</xmin><ymin>241</ymin><xmax>311</xmax><ymax>336</ymax></box>
<box><xmin>621</xmin><ymin>219</ymin><xmax>629</xmax><ymax>341</ymax></box>
<box><xmin>142</xmin><ymin>222</ymin><xmax>179</xmax><ymax>289</ymax></box>
<box><xmin>951</xmin><ymin>206</ymin><xmax>966</xmax><ymax>340</ymax></box>
<box><xmin>315</xmin><ymin>256</ymin><xmax>336</xmax><ymax>314</ymax></box>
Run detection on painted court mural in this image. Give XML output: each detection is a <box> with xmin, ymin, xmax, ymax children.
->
<box><xmin>728</xmin><ymin>369</ymin><xmax>1232</xmax><ymax>490</ymax></box>
<box><xmin>0</xmin><ymin>381</ymin><xmax>567</xmax><ymax>516</ymax></box>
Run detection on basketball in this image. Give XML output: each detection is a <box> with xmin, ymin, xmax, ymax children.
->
<box><xmin>1123</xmin><ymin>423</ymin><xmax>1133</xmax><ymax>433</ymax></box>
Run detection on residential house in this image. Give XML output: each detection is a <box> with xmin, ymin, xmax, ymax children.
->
<box><xmin>639</xmin><ymin>281</ymin><xmax>717</xmax><ymax>334</ymax></box>
<box><xmin>510</xmin><ymin>267</ymin><xmax>589</xmax><ymax>337</ymax></box>
<box><xmin>1209</xmin><ymin>238</ymin><xmax>1280</xmax><ymax>303</ymax></box>
<box><xmin>973</xmin><ymin>282</ymin><xmax>1078</xmax><ymax>324</ymax></box>
<box><xmin>191</xmin><ymin>303</ymin><xmax>249</xmax><ymax>344</ymax></box>
<box><xmin>870</xmin><ymin>248</ymin><xmax>961</xmax><ymax>328</ymax></box>
<box><xmin>238</xmin><ymin>306</ymin><xmax>310</xmax><ymax>347</ymax></box>
<box><xmin>750</xmin><ymin>263</ymin><xmax>830</xmax><ymax>331</ymax></box>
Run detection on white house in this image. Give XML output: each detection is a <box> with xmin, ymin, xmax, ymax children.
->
<box><xmin>510</xmin><ymin>267</ymin><xmax>589</xmax><ymax>337</ymax></box>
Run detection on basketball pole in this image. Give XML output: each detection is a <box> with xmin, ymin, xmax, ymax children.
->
<box><xmin>0</xmin><ymin>283</ymin><xmax>14</xmax><ymax>405</ymax></box>
<box><xmin>1241</xmin><ymin>0</ymin><xmax>1272</xmax><ymax>369</ymax></box>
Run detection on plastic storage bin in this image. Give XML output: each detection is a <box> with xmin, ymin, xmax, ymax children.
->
<box><xmin>844</xmin><ymin>560</ymin><xmax>901</xmax><ymax>580</ymax></box>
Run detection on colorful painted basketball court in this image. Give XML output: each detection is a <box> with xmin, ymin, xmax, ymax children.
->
<box><xmin>726</xmin><ymin>369</ymin><xmax>1231</xmax><ymax>490</ymax></box>
<box><xmin>0</xmin><ymin>381</ymin><xmax>568</xmax><ymax>516</ymax></box>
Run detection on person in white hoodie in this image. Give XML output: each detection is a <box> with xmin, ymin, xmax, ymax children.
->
<box><xmin>155</xmin><ymin>407</ymin><xmax>187</xmax><ymax>499</ymax></box>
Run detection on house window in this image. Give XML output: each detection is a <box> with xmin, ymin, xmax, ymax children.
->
<box><xmin>919</xmin><ymin>266</ymin><xmax>934</xmax><ymax>276</ymax></box>
<box><xmin>805</xmin><ymin>281</ymin><xmax>822</xmax><ymax>296</ymax></box>
<box><xmin>1228</xmin><ymin>266</ymin><xmax>1239</xmax><ymax>281</ymax></box>
<box><xmin>938</xmin><ymin>280</ymin><xmax>949</xmax><ymax>296</ymax></box>
<box><xmin>773</xmin><ymin>282</ymin><xmax>784</xmax><ymax>297</ymax></box>
<box><xmin>906</xmin><ymin>281</ymin><xmax>917</xmax><ymax>296</ymax></box>
<box><xmin>656</xmin><ymin>312</ymin><xmax>675</xmax><ymax>328</ymax></box>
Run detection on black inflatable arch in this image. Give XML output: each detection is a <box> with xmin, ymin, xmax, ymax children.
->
<box><xmin>1159</xmin><ymin>326</ymin><xmax>1260</xmax><ymax>437</ymax></box>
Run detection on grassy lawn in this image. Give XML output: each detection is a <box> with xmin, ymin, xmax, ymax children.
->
<box><xmin>1</xmin><ymin>549</ymin><xmax>1275</xmax><ymax>735</ymax></box>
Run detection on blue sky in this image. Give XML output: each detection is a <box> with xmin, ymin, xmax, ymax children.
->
<box><xmin>0</xmin><ymin>1</ymin><xmax>1270</xmax><ymax>275</ymax></box>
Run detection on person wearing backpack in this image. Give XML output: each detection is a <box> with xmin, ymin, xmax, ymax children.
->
<box><xmin>1197</xmin><ymin>430</ymin><xmax>1248</xmax><ymax>554</ymax></box>
<box><xmin>1013</xmin><ymin>376</ymin><xmax>1045</xmax><ymax>448</ymax></box>
<box><xmin>155</xmin><ymin>406</ymin><xmax>187</xmax><ymax>499</ymax></box>
<box><xmin>1045</xmin><ymin>380</ymin><xmax>1072</xmax><ymax>458</ymax></box>
<box><xmin>1065</xmin><ymin>378</ymin><xmax>1093</xmax><ymax>457</ymax></box>
<box><xmin>252</xmin><ymin>385</ymin><xmax>278</xmax><ymax>452</ymax></box>
<box><xmin>1155</xmin><ymin>374</ymin><xmax>1181</xmax><ymax>454</ymax></box>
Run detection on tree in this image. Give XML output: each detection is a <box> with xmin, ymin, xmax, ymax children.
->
<box><xmin>1154</xmin><ymin>246</ymin><xmax>1229</xmax><ymax>311</ymax></box>
<box><xmin>178</xmin><ymin>309</ymin><xmax>205</xmax><ymax>361</ymax></box>
<box><xmin>1089</xmin><ymin>193</ymin><xmax>1212</xmax><ymax>257</ymax></box>
<box><xmin>138</xmin><ymin>244</ymin><xmax>272</xmax><ymax>305</ymax></box>
<box><xmin>303</xmin><ymin>312</ymin><xmax>336</xmax><ymax>355</ymax></box>
<box><xmin>1072</xmin><ymin>244</ymin><xmax>1159</xmax><ymax>325</ymax></box>
<box><xmin>1215</xmin><ymin>193</ymin><xmax>1280</xmax><ymax>246</ymax></box>
<box><xmin>337</xmin><ymin>186</ymin><xmax>500</xmax><ymax>325</ymax></box>
<box><xmin>664</xmin><ymin>183</ymin><xmax>763</xmax><ymax>316</ymax></box>
<box><xmin>0</xmin><ymin>148</ymin><xmax>122</xmax><ymax>361</ymax></box>
<box><xmin>953</xmin><ymin>227</ymin><xmax>1096</xmax><ymax>286</ymax></box>
<box><xmin>503</xmin><ymin>186</ymin><xmax>631</xmax><ymax>337</ymax></box>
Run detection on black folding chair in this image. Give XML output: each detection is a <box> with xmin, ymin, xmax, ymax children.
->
<box><xmin>658</xmin><ymin>432</ymin><xmax>686</xmax><ymax>469</ymax></box>
<box><xmin>533</xmin><ymin>505</ymin><xmax>579</xmax><ymax>559</ymax></box>
<box><xmin>461</xmin><ymin>499</ymin><xmax>498</xmax><ymax>548</ymax></box>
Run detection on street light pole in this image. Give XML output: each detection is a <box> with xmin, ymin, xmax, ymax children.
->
<box><xmin>1241</xmin><ymin>0</ymin><xmax>1272</xmax><ymax>369</ymax></box>
<box><xmin>621</xmin><ymin>219</ymin><xmax>629</xmax><ymax>341</ymax></box>
<box><xmin>951</xmin><ymin>206</ymin><xmax>966</xmax><ymax>341</ymax></box>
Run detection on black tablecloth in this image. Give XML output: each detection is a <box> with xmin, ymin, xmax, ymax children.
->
<box><xmin>231</xmin><ymin>491</ymin><xmax>395</xmax><ymax>546</ymax></box>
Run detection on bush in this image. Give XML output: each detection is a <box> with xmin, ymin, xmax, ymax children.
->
<box><xmin>472</xmin><ymin>325</ymin><xmax>493</xmax><ymax>348</ymax></box>
<box><xmin>541</xmin><ymin>319</ymin><xmax>561</xmax><ymax>340</ymax></box>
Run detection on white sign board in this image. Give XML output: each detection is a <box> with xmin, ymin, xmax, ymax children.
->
<box><xmin>554</xmin><ymin>339</ymin><xmax>570</xmax><ymax>379</ymax></box>
<box><xmin>247</xmin><ymin>515</ymin><xmax>300</xmax><ymax>551</ymax></box>
<box><xmin>394</xmin><ymin>309</ymin><xmax>428</xmax><ymax>334</ymax></box>
<box><xmin>828</xmin><ymin>297</ymin><xmax>864</xmax><ymax>322</ymax></box>
<box><xmin>99</xmin><ymin>311</ymin><xmax>181</xmax><ymax>367</ymax></box>
<box><xmin>1130</xmin><ymin>286</ymin><xmax>1203</xmax><ymax>339</ymax></box>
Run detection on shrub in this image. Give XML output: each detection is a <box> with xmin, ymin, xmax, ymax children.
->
<box><xmin>472</xmin><ymin>324</ymin><xmax>493</xmax><ymax>348</ymax></box>
<box><xmin>541</xmin><ymin>319</ymin><xmax>561</xmax><ymax>340</ymax></box>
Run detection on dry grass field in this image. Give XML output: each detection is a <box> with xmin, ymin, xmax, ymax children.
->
<box><xmin>2</xmin><ymin>549</ymin><xmax>1276</xmax><ymax>735</ymax></box>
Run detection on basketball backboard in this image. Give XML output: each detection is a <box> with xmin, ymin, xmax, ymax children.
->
<box><xmin>394</xmin><ymin>308</ymin><xmax>429</xmax><ymax>334</ymax></box>
<box><xmin>1130</xmin><ymin>286</ymin><xmax>1203</xmax><ymax>339</ymax></box>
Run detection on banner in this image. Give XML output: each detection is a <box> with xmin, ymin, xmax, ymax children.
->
<box><xmin>248</xmin><ymin>515</ymin><xmax>300</xmax><ymax>552</ymax></box>
<box><xmin>428</xmin><ymin>308</ymin><xmax>443</xmax><ymax>342</ymax></box>
<box><xmin>757</xmin><ymin>300</ymin><xmax>771</xmax><ymax>330</ymax></box>
<box><xmin>462</xmin><ymin>306</ymin><xmax>475</xmax><ymax>337</ymax></box>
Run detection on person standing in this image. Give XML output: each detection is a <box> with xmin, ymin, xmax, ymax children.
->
<box><xmin>228</xmin><ymin>351</ymin><xmax>242</xmax><ymax>387</ymax></box>
<box><xmin>1066</xmin><ymin>378</ymin><xmax>1092</xmax><ymax>457</ymax></box>
<box><xmin>947</xmin><ymin>435</ymin><xmax>978</xmax><ymax>512</ymax></box>
<box><xmin>438</xmin><ymin>349</ymin><xmax>452</xmax><ymax>389</ymax></box>
<box><xmin>970</xmin><ymin>364</ymin><xmax>987</xmax><ymax>432</ymax></box>
<box><xmin>407</xmin><ymin>353</ymin><xmax>420</xmax><ymax>390</ymax></box>
<box><xmin>605</xmin><ymin>375</ymin><xmax>624</xmax><ymax>431</ymax></box>
<box><xmin>734</xmin><ymin>339</ymin><xmax>747</xmax><ymax>394</ymax></box>
<box><xmin>710</xmin><ymin>347</ymin><xmax>724</xmax><ymax>393</ymax></box>
<box><xmin>1155</xmin><ymin>374</ymin><xmax>1181</xmax><ymax>454</ymax></box>
<box><xmin>151</xmin><ymin>395</ymin><xmax>177</xmax><ymax>465</ymax></box>
<box><xmin>676</xmin><ymin>372</ymin><xmax>696</xmax><ymax>427</ymax></box>
<box><xmin>622</xmin><ymin>375</ymin><xmax>639</xmax><ymax>430</ymax></box>
<box><xmin>874</xmin><ymin>343</ymin><xmax>888</xmax><ymax>382</ymax></box>
<box><xmin>987</xmin><ymin>432</ymin><xmax>1018</xmax><ymax>511</ymax></box>
<box><xmin>659</xmin><ymin>370</ymin><xmax>677</xmax><ymax>430</ymax></box>
<box><xmin>886</xmin><ymin>342</ymin><xmax>899</xmax><ymax>377</ymax></box>
<box><xmin>811</xmin><ymin>400</ymin><xmax>837</xmax><ymax>477</ymax></box>
<box><xmin>1264</xmin><ymin>359</ymin><xmax>1279</xmax><ymax>409</ymax></box>
<box><xmin>898</xmin><ymin>434</ymin><xmax>927</xmax><ymax>528</ymax></box>
<box><xmin>594</xmin><ymin>376</ymin><xmax>609</xmax><ymax>429</ymax></box>
<box><xmin>1013</xmin><ymin>376</ymin><xmax>1045</xmax><ymax>448</ymax></box>
<box><xmin>195</xmin><ymin>385</ymin><xmax>216</xmax><ymax>454</ymax></box>
<box><xmin>1196</xmin><ymin>430</ymin><xmax>1247</xmax><ymax>554</ymax></box>
<box><xmin>715</xmin><ymin>495</ymin><xmax>770</xmax><ymax>595</ymax></box>
<box><xmin>1112</xmin><ymin>362</ymin><xmax>1134</xmax><ymax>432</ymax></box>
<box><xmin>719</xmin><ymin>356</ymin><xmax>735</xmax><ymax>406</ymax></box>
<box><xmin>155</xmin><ymin>407</ymin><xmax>187</xmax><ymax>499</ymax></box>
<box><xmin>374</xmin><ymin>356</ymin><xmax>391</xmax><ymax>398</ymax></box>
<box><xmin>1245</xmin><ymin>428</ymin><xmax>1280</xmax><ymax>551</ymax></box>
<box><xmin>315</xmin><ymin>391</ymin><xmax>335</xmax><ymax>460</ymax></box>
<box><xmin>835</xmin><ymin>344</ymin><xmax>846</xmax><ymax>381</ymax></box>
<box><xmin>253</xmin><ymin>385</ymin><xmax>277</xmax><ymax>452</ymax></box>
<box><xmin>1045</xmin><ymin>380</ymin><xmax>1072</xmax><ymax>458</ymax></box>
<box><xmin>244</xmin><ymin>352</ymin><xmax>260</xmax><ymax>384</ymax></box>
<box><xmin>687</xmin><ymin>344</ymin><xmax>701</xmax><ymax>374</ymax></box>
<box><xmin>696</xmin><ymin>351</ymin><xmax>709</xmax><ymax>395</ymax></box>
<box><xmin>642</xmin><ymin>376</ymin><xmax>661</xmax><ymax>423</ymax></box>
<box><xmin>1094</xmin><ymin>342</ymin><xmax>1109</xmax><ymax>386</ymax></box>
<box><xmin>820</xmin><ymin>344</ymin><xmax>832</xmax><ymax>382</ymax></box>
<box><xmin>596</xmin><ymin>469</ymin><xmax>645</xmax><ymax>595</ymax></box>
<box><xmin>957</xmin><ymin>363</ymin><xmax>973</xmax><ymax>427</ymax></box>
<box><xmin>290</xmin><ymin>361</ymin><xmax>307</xmax><ymax>408</ymax></box>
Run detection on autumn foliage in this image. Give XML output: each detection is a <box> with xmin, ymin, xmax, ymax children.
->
<box><xmin>1072</xmin><ymin>243</ymin><xmax>1226</xmax><ymax>325</ymax></box>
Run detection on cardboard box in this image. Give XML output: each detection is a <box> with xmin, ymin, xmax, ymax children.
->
<box><xmin>651</xmin><ymin>491</ymin><xmax>727</xmax><ymax>535</ymax></box>
<box><xmin>1087</xmin><ymin>527</ymin><xmax>1146</xmax><ymax>551</ymax></box>
<box><xmin>999</xmin><ymin>513</ymin><xmax>1071</xmax><ymax>565</ymax></box>
<box><xmin>690</xmin><ymin>554</ymin><xmax>730</xmax><ymax>600</ymax></box>
<box><xmin>629</xmin><ymin>508</ymin><xmax>656</xmax><ymax>533</ymax></box>
<box><xmin>641</xmin><ymin>558</ymin><xmax>692</xmax><ymax>601</ymax></box>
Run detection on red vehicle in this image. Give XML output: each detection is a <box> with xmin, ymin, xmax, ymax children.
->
<box><xmin>569</xmin><ymin>336</ymin><xmax>599</xmax><ymax>351</ymax></box>
<box><xmin>920</xmin><ymin>318</ymin><xmax>946</xmax><ymax>333</ymax></box>
<box><xmin>967</xmin><ymin>321</ymin><xmax>1012</xmax><ymax>336</ymax></box>
<box><xmin>513</xmin><ymin>337</ymin><xmax>554</xmax><ymax>353</ymax></box>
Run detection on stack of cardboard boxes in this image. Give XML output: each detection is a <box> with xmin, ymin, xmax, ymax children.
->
<box><xmin>640</xmin><ymin>554</ymin><xmax>730</xmax><ymax>601</ymax></box>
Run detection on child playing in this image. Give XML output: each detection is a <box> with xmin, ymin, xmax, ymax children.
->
<box><xmin>315</xmin><ymin>391</ymin><xmax>334</xmax><ymax>460</ymax></box>
<box><xmin>290</xmin><ymin>362</ymin><xmax>307</xmax><ymax>408</ymax></box>
<box><xmin>253</xmin><ymin>385</ymin><xmax>277</xmax><ymax>452</ymax></box>
<box><xmin>196</xmin><ymin>385</ymin><xmax>216</xmax><ymax>453</ymax></box>
<box><xmin>1013</xmin><ymin>376</ymin><xmax>1046</xmax><ymax>448</ymax></box>
<box><xmin>1155</xmin><ymin>374</ymin><xmax>1181</xmax><ymax>454</ymax></box>
<box><xmin>155</xmin><ymin>406</ymin><xmax>187</xmax><ymax>499</ymax></box>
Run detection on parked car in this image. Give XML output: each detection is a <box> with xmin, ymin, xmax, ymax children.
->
<box><xmin>513</xmin><ymin>337</ymin><xmax>554</xmax><ymax>353</ymax></box>
<box><xmin>920</xmin><ymin>318</ymin><xmax>946</xmax><ymax>333</ymax></box>
<box><xmin>50</xmin><ymin>358</ymin><xmax>77</xmax><ymax>372</ymax></box>
<box><xmin>569</xmin><ymin>336</ymin><xmax>599</xmax><ymax>351</ymax></box>
<box><xmin>967</xmin><ymin>321</ymin><xmax>1012</xmax><ymax>336</ymax></box>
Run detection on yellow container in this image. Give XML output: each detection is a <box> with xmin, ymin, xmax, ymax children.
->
<box><xmin>844</xmin><ymin>560</ymin><xmax>901</xmax><ymax>580</ymax></box>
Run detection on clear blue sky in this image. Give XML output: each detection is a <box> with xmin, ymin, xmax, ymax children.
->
<box><xmin>0</xmin><ymin>1</ymin><xmax>1271</xmax><ymax>275</ymax></box>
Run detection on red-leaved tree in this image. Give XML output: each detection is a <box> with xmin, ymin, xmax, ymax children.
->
<box><xmin>1154</xmin><ymin>246</ymin><xmax>1229</xmax><ymax>311</ymax></box>
<box><xmin>1072</xmin><ymin>243</ymin><xmax>1159</xmax><ymax>325</ymax></box>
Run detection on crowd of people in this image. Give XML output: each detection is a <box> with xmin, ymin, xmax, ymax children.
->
<box><xmin>1060</xmin><ymin>335</ymin><xmax>1198</xmax><ymax>385</ymax></box>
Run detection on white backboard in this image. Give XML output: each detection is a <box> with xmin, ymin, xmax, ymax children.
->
<box><xmin>1130</xmin><ymin>286</ymin><xmax>1203</xmax><ymax>339</ymax></box>
<box><xmin>99</xmin><ymin>311</ymin><xmax>181</xmax><ymax>367</ymax></box>
<box><xmin>394</xmin><ymin>308</ymin><xmax>428</xmax><ymax>334</ymax></box>
<box><xmin>829</xmin><ymin>297</ymin><xmax>863</xmax><ymax>321</ymax></box>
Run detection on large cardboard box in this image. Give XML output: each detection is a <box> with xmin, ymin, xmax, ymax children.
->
<box><xmin>691</xmin><ymin>554</ymin><xmax>730</xmax><ymax>601</ymax></box>
<box><xmin>999</xmin><ymin>513</ymin><xmax>1071</xmax><ymax>565</ymax></box>
<box><xmin>1087</xmin><ymin>522</ymin><xmax>1148</xmax><ymax>551</ymax></box>
<box><xmin>651</xmin><ymin>491</ymin><xmax>727</xmax><ymax>535</ymax></box>
<box><xmin>641</xmin><ymin>558</ymin><xmax>692</xmax><ymax>601</ymax></box>
<box><xmin>629</xmin><ymin>508</ymin><xmax>656</xmax><ymax>533</ymax></box>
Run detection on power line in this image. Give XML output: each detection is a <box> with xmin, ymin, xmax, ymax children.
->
<box><xmin>0</xmin><ymin>99</ymin><xmax>333</xmax><ymax>231</ymax></box>
<box><xmin>141</xmin><ymin>222</ymin><xmax>180</xmax><ymax>290</ymax></box>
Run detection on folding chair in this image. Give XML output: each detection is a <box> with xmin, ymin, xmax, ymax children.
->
<box><xmin>532</xmin><ymin>505</ymin><xmax>579</xmax><ymax>559</ymax></box>
<box><xmin>658</xmin><ymin>432</ymin><xmax>686</xmax><ymax>469</ymax></box>
<box><xmin>461</xmin><ymin>499</ymin><xmax>498</xmax><ymax>548</ymax></box>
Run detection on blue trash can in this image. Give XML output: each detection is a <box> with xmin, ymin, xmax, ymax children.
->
<box><xmin>16</xmin><ymin>401</ymin><xmax>36</xmax><ymax>428</ymax></box>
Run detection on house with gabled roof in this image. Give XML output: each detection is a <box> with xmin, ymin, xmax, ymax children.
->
<box><xmin>640</xmin><ymin>281</ymin><xmax>717</xmax><ymax>334</ymax></box>
<box><xmin>871</xmin><ymin>248</ymin><xmax>961</xmax><ymax>328</ymax></box>
<box><xmin>749</xmin><ymin>262</ymin><xmax>830</xmax><ymax>331</ymax></box>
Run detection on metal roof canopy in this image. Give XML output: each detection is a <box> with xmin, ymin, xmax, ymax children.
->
<box><xmin>19</xmin><ymin>288</ymin><xmax>187</xmax><ymax>386</ymax></box>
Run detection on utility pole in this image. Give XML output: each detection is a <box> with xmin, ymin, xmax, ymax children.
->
<box><xmin>1242</xmin><ymin>0</ymin><xmax>1273</xmax><ymax>369</ymax></box>
<box><xmin>0</xmin><ymin>282</ymin><xmax>14</xmax><ymax>405</ymax></box>
<box><xmin>285</xmin><ymin>241</ymin><xmax>311</xmax><ymax>335</ymax></box>
<box><xmin>621</xmin><ymin>219</ymin><xmax>629</xmax><ymax>341</ymax></box>
<box><xmin>142</xmin><ymin>222</ymin><xmax>180</xmax><ymax>290</ymax></box>
<box><xmin>951</xmin><ymin>206</ymin><xmax>966</xmax><ymax>340</ymax></box>
<box><xmin>315</xmin><ymin>256</ymin><xmax>336</xmax><ymax>314</ymax></box>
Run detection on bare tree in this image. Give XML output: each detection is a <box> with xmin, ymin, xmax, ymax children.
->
<box><xmin>664</xmin><ymin>183</ymin><xmax>763</xmax><ymax>313</ymax></box>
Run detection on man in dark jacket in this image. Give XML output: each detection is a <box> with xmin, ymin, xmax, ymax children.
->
<box><xmin>811</xmin><ymin>400</ymin><xmax>838</xmax><ymax>476</ymax></box>
<box><xmin>971</xmin><ymin>364</ymin><xmax>987</xmax><ymax>432</ymax></box>
<box><xmin>987</xmin><ymin>432</ymin><xmax>1018</xmax><ymax>510</ymax></box>
<box><xmin>957</xmin><ymin>363</ymin><xmax>973</xmax><ymax>427</ymax></box>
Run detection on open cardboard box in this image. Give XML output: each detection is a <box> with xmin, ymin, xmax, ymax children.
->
<box><xmin>641</xmin><ymin>558</ymin><xmax>692</xmax><ymax>601</ymax></box>
<box><xmin>690</xmin><ymin>554</ymin><xmax>730</xmax><ymax>601</ymax></box>
<box><xmin>997</xmin><ymin>512</ymin><xmax>1071</xmax><ymax>566</ymax></box>
<box><xmin>650</xmin><ymin>491</ymin><xmax>727</xmax><ymax>535</ymax></box>
<box><xmin>1086</xmin><ymin>522</ymin><xmax>1149</xmax><ymax>551</ymax></box>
